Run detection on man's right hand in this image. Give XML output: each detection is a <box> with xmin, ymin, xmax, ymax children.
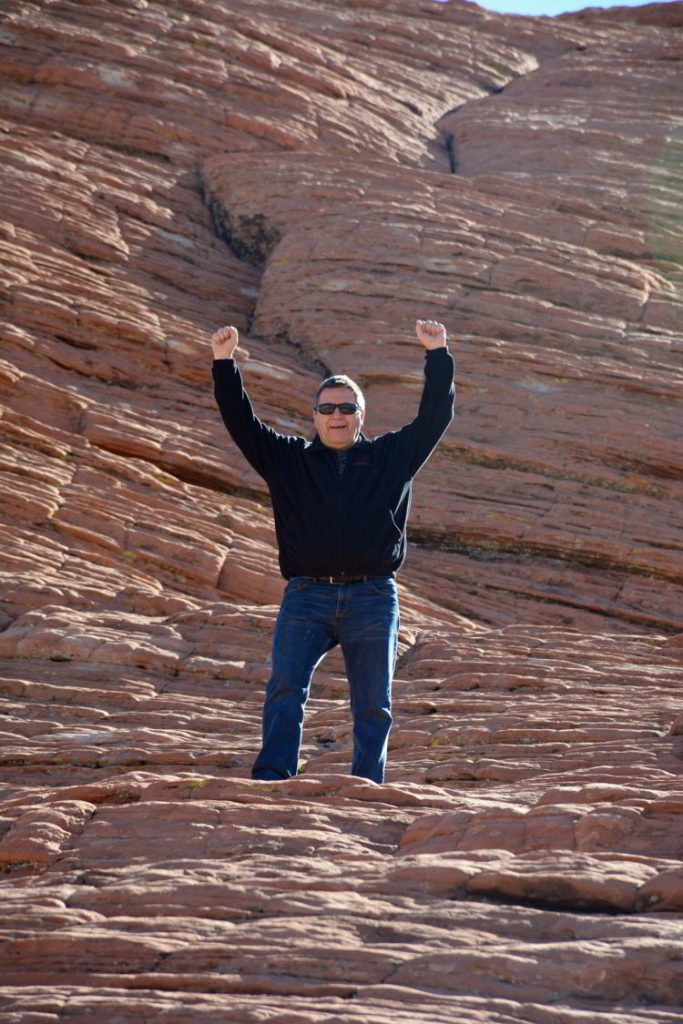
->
<box><xmin>211</xmin><ymin>325</ymin><xmax>239</xmax><ymax>360</ymax></box>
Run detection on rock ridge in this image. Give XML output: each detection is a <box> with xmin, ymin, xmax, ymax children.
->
<box><xmin>1</xmin><ymin>0</ymin><xmax>682</xmax><ymax>1021</ymax></box>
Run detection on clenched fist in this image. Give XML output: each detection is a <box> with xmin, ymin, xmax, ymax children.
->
<box><xmin>416</xmin><ymin>320</ymin><xmax>447</xmax><ymax>350</ymax></box>
<box><xmin>211</xmin><ymin>325</ymin><xmax>239</xmax><ymax>360</ymax></box>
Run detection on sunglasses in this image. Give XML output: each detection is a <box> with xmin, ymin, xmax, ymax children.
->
<box><xmin>314</xmin><ymin>402</ymin><xmax>360</xmax><ymax>415</ymax></box>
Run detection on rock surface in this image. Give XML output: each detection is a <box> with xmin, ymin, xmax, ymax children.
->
<box><xmin>0</xmin><ymin>0</ymin><xmax>682</xmax><ymax>1022</ymax></box>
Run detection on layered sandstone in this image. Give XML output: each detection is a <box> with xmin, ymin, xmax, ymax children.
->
<box><xmin>0</xmin><ymin>1</ymin><xmax>682</xmax><ymax>1022</ymax></box>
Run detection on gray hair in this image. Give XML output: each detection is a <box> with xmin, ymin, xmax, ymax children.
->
<box><xmin>315</xmin><ymin>374</ymin><xmax>365</xmax><ymax>410</ymax></box>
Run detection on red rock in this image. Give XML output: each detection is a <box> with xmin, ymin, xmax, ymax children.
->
<box><xmin>467</xmin><ymin>850</ymin><xmax>661</xmax><ymax>912</ymax></box>
<box><xmin>1</xmin><ymin>0</ymin><xmax>683</xmax><ymax>1021</ymax></box>
<box><xmin>637</xmin><ymin>866</ymin><xmax>683</xmax><ymax>912</ymax></box>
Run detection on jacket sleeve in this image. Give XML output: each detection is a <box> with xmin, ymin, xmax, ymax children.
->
<box><xmin>212</xmin><ymin>357</ymin><xmax>295</xmax><ymax>480</ymax></box>
<box><xmin>397</xmin><ymin>346</ymin><xmax>455</xmax><ymax>477</ymax></box>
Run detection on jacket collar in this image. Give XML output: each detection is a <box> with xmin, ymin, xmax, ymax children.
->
<box><xmin>309</xmin><ymin>432</ymin><xmax>372</xmax><ymax>453</ymax></box>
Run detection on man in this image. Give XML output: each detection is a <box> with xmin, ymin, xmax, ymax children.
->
<box><xmin>212</xmin><ymin>320</ymin><xmax>454</xmax><ymax>783</ymax></box>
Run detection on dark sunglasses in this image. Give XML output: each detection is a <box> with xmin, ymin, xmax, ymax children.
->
<box><xmin>315</xmin><ymin>402</ymin><xmax>360</xmax><ymax>415</ymax></box>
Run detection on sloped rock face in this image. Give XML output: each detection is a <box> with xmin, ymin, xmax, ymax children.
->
<box><xmin>0</xmin><ymin>1</ymin><xmax>682</xmax><ymax>1022</ymax></box>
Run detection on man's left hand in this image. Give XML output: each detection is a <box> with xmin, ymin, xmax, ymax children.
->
<box><xmin>416</xmin><ymin>319</ymin><xmax>447</xmax><ymax>349</ymax></box>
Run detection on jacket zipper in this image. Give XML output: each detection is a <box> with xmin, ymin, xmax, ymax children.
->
<box><xmin>334</xmin><ymin>449</ymin><xmax>347</xmax><ymax>574</ymax></box>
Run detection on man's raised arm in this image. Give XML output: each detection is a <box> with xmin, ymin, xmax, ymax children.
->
<box><xmin>398</xmin><ymin>319</ymin><xmax>455</xmax><ymax>476</ymax></box>
<box><xmin>211</xmin><ymin>324</ymin><xmax>290</xmax><ymax>480</ymax></box>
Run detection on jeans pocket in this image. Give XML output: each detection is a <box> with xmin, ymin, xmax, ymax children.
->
<box><xmin>369</xmin><ymin>577</ymin><xmax>396</xmax><ymax>597</ymax></box>
<box><xmin>288</xmin><ymin>577</ymin><xmax>312</xmax><ymax>592</ymax></box>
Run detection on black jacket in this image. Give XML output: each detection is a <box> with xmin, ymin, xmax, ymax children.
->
<box><xmin>213</xmin><ymin>347</ymin><xmax>455</xmax><ymax>580</ymax></box>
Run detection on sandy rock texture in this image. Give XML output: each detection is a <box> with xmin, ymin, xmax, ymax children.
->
<box><xmin>0</xmin><ymin>0</ymin><xmax>682</xmax><ymax>1021</ymax></box>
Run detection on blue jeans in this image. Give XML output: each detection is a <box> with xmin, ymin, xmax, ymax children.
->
<box><xmin>252</xmin><ymin>576</ymin><xmax>399</xmax><ymax>784</ymax></box>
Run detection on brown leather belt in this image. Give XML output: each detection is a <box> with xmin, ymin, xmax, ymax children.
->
<box><xmin>313</xmin><ymin>575</ymin><xmax>370</xmax><ymax>584</ymax></box>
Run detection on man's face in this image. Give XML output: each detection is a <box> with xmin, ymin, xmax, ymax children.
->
<box><xmin>313</xmin><ymin>386</ymin><xmax>365</xmax><ymax>451</ymax></box>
